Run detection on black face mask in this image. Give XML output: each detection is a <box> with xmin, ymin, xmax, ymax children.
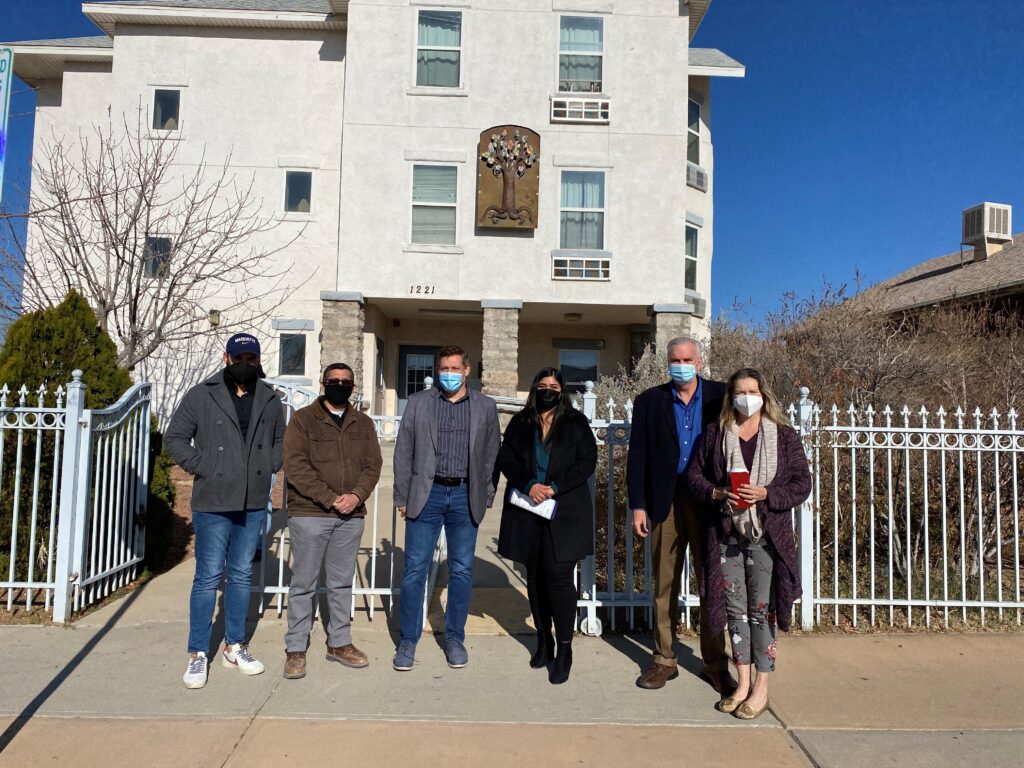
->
<box><xmin>324</xmin><ymin>383</ymin><xmax>354</xmax><ymax>407</ymax></box>
<box><xmin>226</xmin><ymin>362</ymin><xmax>259</xmax><ymax>386</ymax></box>
<box><xmin>535</xmin><ymin>388</ymin><xmax>562</xmax><ymax>413</ymax></box>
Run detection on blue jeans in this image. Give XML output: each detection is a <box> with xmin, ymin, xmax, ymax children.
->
<box><xmin>399</xmin><ymin>483</ymin><xmax>479</xmax><ymax>644</ymax></box>
<box><xmin>188</xmin><ymin>509</ymin><xmax>264</xmax><ymax>653</ymax></box>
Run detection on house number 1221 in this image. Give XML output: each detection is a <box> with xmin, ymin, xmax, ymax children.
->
<box><xmin>409</xmin><ymin>285</ymin><xmax>435</xmax><ymax>295</ymax></box>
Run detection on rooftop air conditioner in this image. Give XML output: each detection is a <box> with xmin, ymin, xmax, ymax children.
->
<box><xmin>962</xmin><ymin>202</ymin><xmax>1012</xmax><ymax>245</ymax></box>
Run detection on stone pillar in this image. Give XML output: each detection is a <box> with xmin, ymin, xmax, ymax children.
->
<box><xmin>649</xmin><ymin>303</ymin><xmax>693</xmax><ymax>357</ymax></box>
<box><xmin>320</xmin><ymin>291</ymin><xmax>365</xmax><ymax>390</ymax></box>
<box><xmin>481</xmin><ymin>299</ymin><xmax>521</xmax><ymax>397</ymax></box>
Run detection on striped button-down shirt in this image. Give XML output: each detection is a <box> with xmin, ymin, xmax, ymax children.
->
<box><xmin>435</xmin><ymin>390</ymin><xmax>470</xmax><ymax>478</ymax></box>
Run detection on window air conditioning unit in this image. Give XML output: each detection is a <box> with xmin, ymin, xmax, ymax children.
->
<box><xmin>686</xmin><ymin>163</ymin><xmax>707</xmax><ymax>192</ymax></box>
<box><xmin>962</xmin><ymin>202</ymin><xmax>1012</xmax><ymax>262</ymax></box>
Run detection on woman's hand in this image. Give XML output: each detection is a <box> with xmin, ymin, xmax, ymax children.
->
<box><xmin>738</xmin><ymin>484</ymin><xmax>768</xmax><ymax>505</ymax></box>
<box><xmin>529</xmin><ymin>484</ymin><xmax>555</xmax><ymax>504</ymax></box>
<box><xmin>712</xmin><ymin>487</ymin><xmax>741</xmax><ymax>504</ymax></box>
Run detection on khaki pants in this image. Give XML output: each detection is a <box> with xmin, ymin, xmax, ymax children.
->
<box><xmin>650</xmin><ymin>483</ymin><xmax>727</xmax><ymax>671</ymax></box>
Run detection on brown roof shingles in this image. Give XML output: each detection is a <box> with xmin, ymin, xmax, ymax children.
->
<box><xmin>866</xmin><ymin>233</ymin><xmax>1024</xmax><ymax>312</ymax></box>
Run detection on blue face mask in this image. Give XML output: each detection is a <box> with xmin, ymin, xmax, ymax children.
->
<box><xmin>668</xmin><ymin>363</ymin><xmax>697</xmax><ymax>384</ymax></box>
<box><xmin>438</xmin><ymin>372</ymin><xmax>464</xmax><ymax>393</ymax></box>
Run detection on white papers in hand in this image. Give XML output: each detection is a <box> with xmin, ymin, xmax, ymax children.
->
<box><xmin>509</xmin><ymin>488</ymin><xmax>557</xmax><ymax>520</ymax></box>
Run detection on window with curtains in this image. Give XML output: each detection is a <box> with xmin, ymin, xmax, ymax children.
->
<box><xmin>560</xmin><ymin>170</ymin><xmax>605</xmax><ymax>250</ymax></box>
<box><xmin>559</xmin><ymin>16</ymin><xmax>603</xmax><ymax>93</ymax></box>
<box><xmin>688</xmin><ymin>99</ymin><xmax>701</xmax><ymax>166</ymax></box>
<box><xmin>685</xmin><ymin>225</ymin><xmax>698</xmax><ymax>291</ymax></box>
<box><xmin>411</xmin><ymin>164</ymin><xmax>458</xmax><ymax>245</ymax></box>
<box><xmin>416</xmin><ymin>11</ymin><xmax>462</xmax><ymax>88</ymax></box>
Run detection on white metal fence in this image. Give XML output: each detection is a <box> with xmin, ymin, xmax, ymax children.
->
<box><xmin>0</xmin><ymin>371</ymin><xmax>152</xmax><ymax>622</ymax></box>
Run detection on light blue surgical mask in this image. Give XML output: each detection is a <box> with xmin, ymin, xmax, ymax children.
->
<box><xmin>438</xmin><ymin>372</ymin><xmax>464</xmax><ymax>393</ymax></box>
<box><xmin>668</xmin><ymin>363</ymin><xmax>697</xmax><ymax>384</ymax></box>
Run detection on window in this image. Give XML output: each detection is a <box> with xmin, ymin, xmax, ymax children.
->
<box><xmin>411</xmin><ymin>164</ymin><xmax>457</xmax><ymax>245</ymax></box>
<box><xmin>553</xmin><ymin>255</ymin><xmax>610</xmax><ymax>280</ymax></box>
<box><xmin>152</xmin><ymin>89</ymin><xmax>180</xmax><ymax>131</ymax></box>
<box><xmin>279</xmin><ymin>334</ymin><xmax>306</xmax><ymax>376</ymax></box>
<box><xmin>417</xmin><ymin>11</ymin><xmax>462</xmax><ymax>87</ymax></box>
<box><xmin>559</xmin><ymin>16</ymin><xmax>603</xmax><ymax>93</ymax></box>
<box><xmin>560</xmin><ymin>171</ymin><xmax>605</xmax><ymax>250</ymax></box>
<box><xmin>142</xmin><ymin>237</ymin><xmax>172</xmax><ymax>280</ymax></box>
<box><xmin>284</xmin><ymin>171</ymin><xmax>313</xmax><ymax>213</ymax></box>
<box><xmin>685</xmin><ymin>225</ymin><xmax>698</xmax><ymax>291</ymax></box>
<box><xmin>559</xmin><ymin>349</ymin><xmax>599</xmax><ymax>393</ymax></box>
<box><xmin>688</xmin><ymin>98</ymin><xmax>700</xmax><ymax>166</ymax></box>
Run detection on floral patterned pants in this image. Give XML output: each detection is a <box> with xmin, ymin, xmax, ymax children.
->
<box><xmin>720</xmin><ymin>535</ymin><xmax>777</xmax><ymax>673</ymax></box>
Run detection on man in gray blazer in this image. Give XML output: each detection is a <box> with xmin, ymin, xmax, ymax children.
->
<box><xmin>393</xmin><ymin>345</ymin><xmax>500</xmax><ymax>671</ymax></box>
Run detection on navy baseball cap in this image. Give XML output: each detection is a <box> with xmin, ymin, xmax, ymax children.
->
<box><xmin>226</xmin><ymin>333</ymin><xmax>260</xmax><ymax>357</ymax></box>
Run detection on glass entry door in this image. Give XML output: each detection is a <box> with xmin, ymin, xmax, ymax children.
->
<box><xmin>398</xmin><ymin>345</ymin><xmax>439</xmax><ymax>416</ymax></box>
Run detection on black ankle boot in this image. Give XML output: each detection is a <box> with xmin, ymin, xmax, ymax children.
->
<box><xmin>530</xmin><ymin>633</ymin><xmax>554</xmax><ymax>669</ymax></box>
<box><xmin>549</xmin><ymin>641</ymin><xmax>572</xmax><ymax>684</ymax></box>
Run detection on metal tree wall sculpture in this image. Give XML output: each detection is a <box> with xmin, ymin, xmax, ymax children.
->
<box><xmin>480</xmin><ymin>128</ymin><xmax>537</xmax><ymax>226</ymax></box>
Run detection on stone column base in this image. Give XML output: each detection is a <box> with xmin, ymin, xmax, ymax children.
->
<box><xmin>321</xmin><ymin>291</ymin><xmax>365</xmax><ymax>391</ymax></box>
<box><xmin>481</xmin><ymin>300</ymin><xmax>521</xmax><ymax>398</ymax></box>
<box><xmin>650</xmin><ymin>303</ymin><xmax>694</xmax><ymax>356</ymax></box>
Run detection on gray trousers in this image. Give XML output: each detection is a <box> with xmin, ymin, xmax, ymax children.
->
<box><xmin>285</xmin><ymin>515</ymin><xmax>365</xmax><ymax>652</ymax></box>
<box><xmin>721</xmin><ymin>535</ymin><xmax>777</xmax><ymax>673</ymax></box>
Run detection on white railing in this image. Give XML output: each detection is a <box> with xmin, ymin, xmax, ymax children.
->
<box><xmin>0</xmin><ymin>371</ymin><xmax>152</xmax><ymax>622</ymax></box>
<box><xmin>800</xmin><ymin>392</ymin><xmax>1024</xmax><ymax>629</ymax></box>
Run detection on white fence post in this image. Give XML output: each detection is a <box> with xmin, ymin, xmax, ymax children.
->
<box><xmin>52</xmin><ymin>371</ymin><xmax>87</xmax><ymax>624</ymax></box>
<box><xmin>796</xmin><ymin>387</ymin><xmax>816</xmax><ymax>630</ymax></box>
<box><xmin>582</xmin><ymin>381</ymin><xmax>596</xmax><ymax>420</ymax></box>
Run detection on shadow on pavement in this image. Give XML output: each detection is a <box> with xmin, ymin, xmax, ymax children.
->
<box><xmin>0</xmin><ymin>579</ymin><xmax>150</xmax><ymax>755</ymax></box>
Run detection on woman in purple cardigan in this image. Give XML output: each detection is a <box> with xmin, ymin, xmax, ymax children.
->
<box><xmin>686</xmin><ymin>368</ymin><xmax>811</xmax><ymax>720</ymax></box>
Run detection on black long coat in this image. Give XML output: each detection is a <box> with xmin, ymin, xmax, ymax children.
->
<box><xmin>496</xmin><ymin>408</ymin><xmax>598</xmax><ymax>564</ymax></box>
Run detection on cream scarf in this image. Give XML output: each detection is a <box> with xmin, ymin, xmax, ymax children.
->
<box><xmin>722</xmin><ymin>417</ymin><xmax>778</xmax><ymax>541</ymax></box>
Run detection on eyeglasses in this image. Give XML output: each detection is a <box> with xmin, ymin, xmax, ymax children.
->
<box><xmin>324</xmin><ymin>378</ymin><xmax>354</xmax><ymax>386</ymax></box>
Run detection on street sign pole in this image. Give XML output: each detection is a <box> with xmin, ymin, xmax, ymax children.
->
<box><xmin>0</xmin><ymin>47</ymin><xmax>13</xmax><ymax>204</ymax></box>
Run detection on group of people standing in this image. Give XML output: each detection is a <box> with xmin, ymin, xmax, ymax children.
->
<box><xmin>166</xmin><ymin>332</ymin><xmax>810</xmax><ymax>717</ymax></box>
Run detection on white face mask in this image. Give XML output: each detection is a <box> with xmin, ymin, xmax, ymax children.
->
<box><xmin>734</xmin><ymin>394</ymin><xmax>764</xmax><ymax>418</ymax></box>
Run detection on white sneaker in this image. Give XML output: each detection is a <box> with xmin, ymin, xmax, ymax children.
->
<box><xmin>222</xmin><ymin>643</ymin><xmax>265</xmax><ymax>676</ymax></box>
<box><xmin>183</xmin><ymin>652</ymin><xmax>209</xmax><ymax>689</ymax></box>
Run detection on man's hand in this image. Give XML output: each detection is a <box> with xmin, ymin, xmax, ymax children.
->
<box><xmin>529</xmin><ymin>484</ymin><xmax>555</xmax><ymax>504</ymax></box>
<box><xmin>333</xmin><ymin>494</ymin><xmax>360</xmax><ymax>515</ymax></box>
<box><xmin>632</xmin><ymin>509</ymin><xmax>650</xmax><ymax>538</ymax></box>
<box><xmin>398</xmin><ymin>505</ymin><xmax>407</xmax><ymax>520</ymax></box>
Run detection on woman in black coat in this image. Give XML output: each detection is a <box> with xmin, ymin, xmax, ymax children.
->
<box><xmin>497</xmin><ymin>367</ymin><xmax>597</xmax><ymax>684</ymax></box>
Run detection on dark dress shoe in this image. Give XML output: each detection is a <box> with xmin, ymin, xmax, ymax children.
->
<box><xmin>700</xmin><ymin>669</ymin><xmax>737</xmax><ymax>696</ymax></box>
<box><xmin>549</xmin><ymin>642</ymin><xmax>572</xmax><ymax>685</ymax></box>
<box><xmin>530</xmin><ymin>634</ymin><xmax>554</xmax><ymax>669</ymax></box>
<box><xmin>636</xmin><ymin>662</ymin><xmax>679</xmax><ymax>690</ymax></box>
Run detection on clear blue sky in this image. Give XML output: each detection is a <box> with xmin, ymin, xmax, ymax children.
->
<box><xmin>2</xmin><ymin>0</ymin><xmax>1022</xmax><ymax>320</ymax></box>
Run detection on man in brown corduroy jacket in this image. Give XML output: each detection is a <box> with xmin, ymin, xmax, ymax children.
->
<box><xmin>282</xmin><ymin>363</ymin><xmax>382</xmax><ymax>679</ymax></box>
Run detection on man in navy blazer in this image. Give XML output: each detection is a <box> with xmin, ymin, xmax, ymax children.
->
<box><xmin>626</xmin><ymin>336</ymin><xmax>733</xmax><ymax>692</ymax></box>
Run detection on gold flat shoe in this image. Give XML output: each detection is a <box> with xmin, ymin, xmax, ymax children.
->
<box><xmin>734</xmin><ymin>699</ymin><xmax>769</xmax><ymax>720</ymax></box>
<box><xmin>716</xmin><ymin>696</ymin><xmax>743</xmax><ymax>714</ymax></box>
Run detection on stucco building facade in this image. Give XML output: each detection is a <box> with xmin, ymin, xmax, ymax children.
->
<box><xmin>9</xmin><ymin>0</ymin><xmax>743</xmax><ymax>417</ymax></box>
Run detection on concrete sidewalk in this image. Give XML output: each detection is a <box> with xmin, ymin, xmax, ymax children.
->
<box><xmin>1</xmin><ymin>562</ymin><xmax>1022</xmax><ymax>767</ymax></box>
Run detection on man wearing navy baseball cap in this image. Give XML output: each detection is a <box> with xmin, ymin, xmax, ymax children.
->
<box><xmin>167</xmin><ymin>332</ymin><xmax>286</xmax><ymax>689</ymax></box>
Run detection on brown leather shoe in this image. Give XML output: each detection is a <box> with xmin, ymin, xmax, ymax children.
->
<box><xmin>326</xmin><ymin>643</ymin><xmax>369</xmax><ymax>669</ymax></box>
<box><xmin>284</xmin><ymin>651</ymin><xmax>306</xmax><ymax>680</ymax></box>
<box><xmin>636</xmin><ymin>663</ymin><xmax>679</xmax><ymax>690</ymax></box>
<box><xmin>701</xmin><ymin>669</ymin><xmax>738</xmax><ymax>696</ymax></box>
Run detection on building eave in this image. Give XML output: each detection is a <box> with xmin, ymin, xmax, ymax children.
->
<box><xmin>689</xmin><ymin>64</ymin><xmax>745</xmax><ymax>78</ymax></box>
<box><xmin>81</xmin><ymin>3</ymin><xmax>346</xmax><ymax>35</ymax></box>
<box><xmin>688</xmin><ymin>0</ymin><xmax>711</xmax><ymax>41</ymax></box>
<box><xmin>7</xmin><ymin>43</ymin><xmax>114</xmax><ymax>87</ymax></box>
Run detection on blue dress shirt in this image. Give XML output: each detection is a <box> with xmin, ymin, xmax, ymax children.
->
<box><xmin>673</xmin><ymin>378</ymin><xmax>703</xmax><ymax>475</ymax></box>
